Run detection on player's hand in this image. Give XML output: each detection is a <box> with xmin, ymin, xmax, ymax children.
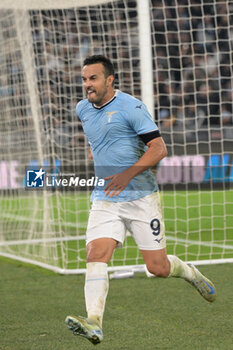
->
<box><xmin>104</xmin><ymin>171</ymin><xmax>132</xmax><ymax>197</ymax></box>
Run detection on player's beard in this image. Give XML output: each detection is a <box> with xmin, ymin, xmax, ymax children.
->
<box><xmin>86</xmin><ymin>85</ymin><xmax>108</xmax><ymax>106</ymax></box>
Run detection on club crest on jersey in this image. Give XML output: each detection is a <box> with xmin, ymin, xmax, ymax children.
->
<box><xmin>106</xmin><ymin>111</ymin><xmax>117</xmax><ymax>123</ymax></box>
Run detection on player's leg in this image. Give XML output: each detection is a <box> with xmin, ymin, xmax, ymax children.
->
<box><xmin>140</xmin><ymin>247</ymin><xmax>170</xmax><ymax>277</ymax></box>
<box><xmin>66</xmin><ymin>200</ymin><xmax>126</xmax><ymax>344</ymax></box>
<box><xmin>140</xmin><ymin>248</ymin><xmax>195</xmax><ymax>279</ymax></box>
<box><xmin>85</xmin><ymin>237</ymin><xmax>118</xmax><ymax>328</ymax></box>
<box><xmin>128</xmin><ymin>192</ymin><xmax>216</xmax><ymax>302</ymax></box>
<box><xmin>66</xmin><ymin>238</ymin><xmax>117</xmax><ymax>344</ymax></box>
<box><xmin>141</xmin><ymin>249</ymin><xmax>216</xmax><ymax>302</ymax></box>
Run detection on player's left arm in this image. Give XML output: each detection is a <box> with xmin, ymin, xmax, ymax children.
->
<box><xmin>104</xmin><ymin>136</ymin><xmax>167</xmax><ymax>197</ymax></box>
<box><xmin>132</xmin><ymin>135</ymin><xmax>167</xmax><ymax>171</ymax></box>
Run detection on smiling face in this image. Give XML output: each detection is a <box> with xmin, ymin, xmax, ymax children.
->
<box><xmin>82</xmin><ymin>63</ymin><xmax>115</xmax><ymax>106</ymax></box>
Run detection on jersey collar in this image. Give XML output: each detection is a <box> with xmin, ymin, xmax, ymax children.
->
<box><xmin>93</xmin><ymin>90</ymin><xmax>119</xmax><ymax>109</ymax></box>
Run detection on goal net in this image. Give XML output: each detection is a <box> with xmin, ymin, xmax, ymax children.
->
<box><xmin>0</xmin><ymin>0</ymin><xmax>232</xmax><ymax>274</ymax></box>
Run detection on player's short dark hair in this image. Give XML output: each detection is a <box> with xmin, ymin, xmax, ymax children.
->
<box><xmin>83</xmin><ymin>55</ymin><xmax>115</xmax><ymax>80</ymax></box>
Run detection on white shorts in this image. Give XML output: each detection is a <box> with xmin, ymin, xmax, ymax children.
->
<box><xmin>86</xmin><ymin>192</ymin><xmax>166</xmax><ymax>251</ymax></box>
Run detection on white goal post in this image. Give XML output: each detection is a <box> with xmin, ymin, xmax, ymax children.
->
<box><xmin>0</xmin><ymin>0</ymin><xmax>232</xmax><ymax>274</ymax></box>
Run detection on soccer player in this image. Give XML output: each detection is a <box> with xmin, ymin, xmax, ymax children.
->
<box><xmin>65</xmin><ymin>55</ymin><xmax>216</xmax><ymax>345</ymax></box>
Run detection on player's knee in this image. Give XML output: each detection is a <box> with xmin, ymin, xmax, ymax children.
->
<box><xmin>146</xmin><ymin>262</ymin><xmax>170</xmax><ymax>277</ymax></box>
<box><xmin>86</xmin><ymin>239</ymin><xmax>117</xmax><ymax>263</ymax></box>
<box><xmin>86</xmin><ymin>247</ymin><xmax>108</xmax><ymax>263</ymax></box>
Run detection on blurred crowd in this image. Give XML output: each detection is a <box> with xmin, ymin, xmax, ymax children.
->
<box><xmin>2</xmin><ymin>0</ymin><xmax>233</xmax><ymax>152</ymax></box>
<box><xmin>152</xmin><ymin>0</ymin><xmax>233</xmax><ymax>131</ymax></box>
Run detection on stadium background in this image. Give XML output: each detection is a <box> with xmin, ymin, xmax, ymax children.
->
<box><xmin>1</xmin><ymin>0</ymin><xmax>233</xmax><ymax>190</ymax></box>
<box><xmin>0</xmin><ymin>1</ymin><xmax>233</xmax><ymax>349</ymax></box>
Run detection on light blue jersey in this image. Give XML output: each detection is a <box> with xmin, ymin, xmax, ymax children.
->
<box><xmin>76</xmin><ymin>90</ymin><xmax>159</xmax><ymax>202</ymax></box>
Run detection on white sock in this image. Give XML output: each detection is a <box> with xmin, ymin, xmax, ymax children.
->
<box><xmin>84</xmin><ymin>262</ymin><xmax>109</xmax><ymax>328</ymax></box>
<box><xmin>167</xmin><ymin>255</ymin><xmax>195</xmax><ymax>281</ymax></box>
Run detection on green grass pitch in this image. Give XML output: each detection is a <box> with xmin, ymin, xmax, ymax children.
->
<box><xmin>0</xmin><ymin>258</ymin><xmax>232</xmax><ymax>350</ymax></box>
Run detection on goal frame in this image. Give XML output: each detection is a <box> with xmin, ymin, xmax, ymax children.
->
<box><xmin>0</xmin><ymin>0</ymin><xmax>232</xmax><ymax>273</ymax></box>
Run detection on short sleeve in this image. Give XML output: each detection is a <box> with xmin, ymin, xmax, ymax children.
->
<box><xmin>127</xmin><ymin>102</ymin><xmax>159</xmax><ymax>135</ymax></box>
